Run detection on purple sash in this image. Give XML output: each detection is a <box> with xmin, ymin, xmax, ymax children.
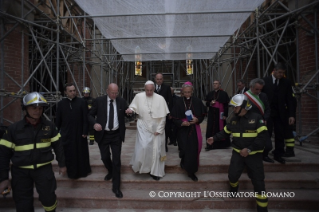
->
<box><xmin>211</xmin><ymin>101</ymin><xmax>225</xmax><ymax>131</ymax></box>
<box><xmin>182</xmin><ymin>117</ymin><xmax>202</xmax><ymax>166</ymax></box>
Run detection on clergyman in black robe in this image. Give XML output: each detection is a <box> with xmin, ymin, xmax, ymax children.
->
<box><xmin>205</xmin><ymin>80</ymin><xmax>230</xmax><ymax>150</ymax></box>
<box><xmin>171</xmin><ymin>83</ymin><xmax>206</xmax><ymax>181</ymax></box>
<box><xmin>56</xmin><ymin>83</ymin><xmax>91</xmax><ymax>179</ymax></box>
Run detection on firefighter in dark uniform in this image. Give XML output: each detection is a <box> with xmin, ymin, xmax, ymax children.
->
<box><xmin>207</xmin><ymin>94</ymin><xmax>268</xmax><ymax>212</ymax></box>
<box><xmin>83</xmin><ymin>87</ymin><xmax>95</xmax><ymax>145</ymax></box>
<box><xmin>283</xmin><ymin>92</ymin><xmax>297</xmax><ymax>157</ymax></box>
<box><xmin>0</xmin><ymin>92</ymin><xmax>66</xmax><ymax>212</ymax></box>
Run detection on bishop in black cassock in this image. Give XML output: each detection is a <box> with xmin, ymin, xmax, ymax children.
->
<box><xmin>171</xmin><ymin>84</ymin><xmax>206</xmax><ymax>181</ymax></box>
<box><xmin>205</xmin><ymin>88</ymin><xmax>230</xmax><ymax>150</ymax></box>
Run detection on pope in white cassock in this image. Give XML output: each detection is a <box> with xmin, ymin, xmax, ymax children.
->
<box><xmin>125</xmin><ymin>80</ymin><xmax>170</xmax><ymax>181</ymax></box>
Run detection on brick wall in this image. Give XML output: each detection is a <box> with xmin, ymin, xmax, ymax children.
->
<box><xmin>0</xmin><ymin>25</ymin><xmax>29</xmax><ymax>125</ymax></box>
<box><xmin>297</xmin><ymin>13</ymin><xmax>319</xmax><ymax>141</ymax></box>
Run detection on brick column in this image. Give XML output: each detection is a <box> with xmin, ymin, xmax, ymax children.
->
<box><xmin>298</xmin><ymin>13</ymin><xmax>319</xmax><ymax>141</ymax></box>
<box><xmin>0</xmin><ymin>25</ymin><xmax>29</xmax><ymax>125</ymax></box>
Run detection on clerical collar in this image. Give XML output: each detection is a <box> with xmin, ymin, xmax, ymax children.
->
<box><xmin>214</xmin><ymin>89</ymin><xmax>219</xmax><ymax>92</ymax></box>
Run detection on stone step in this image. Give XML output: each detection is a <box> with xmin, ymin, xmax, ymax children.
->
<box><xmin>52</xmin><ymin>163</ymin><xmax>319</xmax><ymax>174</ymax></box>
<box><xmin>1</xmin><ymin>209</ymin><xmax>313</xmax><ymax>212</ymax></box>
<box><xmin>2</xmin><ymin>188</ymin><xmax>319</xmax><ymax>210</ymax></box>
<box><xmin>54</xmin><ymin>172</ymin><xmax>319</xmax><ymax>190</ymax></box>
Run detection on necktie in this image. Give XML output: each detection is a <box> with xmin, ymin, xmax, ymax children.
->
<box><xmin>109</xmin><ymin>99</ymin><xmax>114</xmax><ymax>130</ymax></box>
<box><xmin>157</xmin><ymin>85</ymin><xmax>161</xmax><ymax>92</ymax></box>
<box><xmin>275</xmin><ymin>79</ymin><xmax>278</xmax><ymax>86</ymax></box>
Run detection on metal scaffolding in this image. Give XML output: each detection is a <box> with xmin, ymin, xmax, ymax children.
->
<box><xmin>0</xmin><ymin>0</ymin><xmax>318</xmax><ymax>142</ymax></box>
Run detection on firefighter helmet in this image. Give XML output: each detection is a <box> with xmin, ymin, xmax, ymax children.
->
<box><xmin>229</xmin><ymin>94</ymin><xmax>252</xmax><ymax>110</ymax></box>
<box><xmin>83</xmin><ymin>87</ymin><xmax>91</xmax><ymax>94</ymax></box>
<box><xmin>22</xmin><ymin>92</ymin><xmax>48</xmax><ymax>110</ymax></box>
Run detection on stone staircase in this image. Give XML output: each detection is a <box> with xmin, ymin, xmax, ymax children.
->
<box><xmin>1</xmin><ymin>123</ymin><xmax>319</xmax><ymax>211</ymax></box>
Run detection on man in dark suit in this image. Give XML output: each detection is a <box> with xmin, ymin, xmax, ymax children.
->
<box><xmin>154</xmin><ymin>73</ymin><xmax>173</xmax><ymax>152</ymax></box>
<box><xmin>262</xmin><ymin>62</ymin><xmax>296</xmax><ymax>164</ymax></box>
<box><xmin>237</xmin><ymin>79</ymin><xmax>249</xmax><ymax>94</ymax></box>
<box><xmin>88</xmin><ymin>83</ymin><xmax>128</xmax><ymax>198</ymax></box>
<box><xmin>244</xmin><ymin>78</ymin><xmax>273</xmax><ymax>163</ymax></box>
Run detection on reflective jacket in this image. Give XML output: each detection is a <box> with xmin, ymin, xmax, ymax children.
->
<box><xmin>213</xmin><ymin>111</ymin><xmax>267</xmax><ymax>154</ymax></box>
<box><xmin>0</xmin><ymin>117</ymin><xmax>65</xmax><ymax>182</ymax></box>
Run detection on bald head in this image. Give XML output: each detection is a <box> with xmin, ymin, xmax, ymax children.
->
<box><xmin>107</xmin><ymin>83</ymin><xmax>119</xmax><ymax>100</ymax></box>
<box><xmin>155</xmin><ymin>73</ymin><xmax>164</xmax><ymax>86</ymax></box>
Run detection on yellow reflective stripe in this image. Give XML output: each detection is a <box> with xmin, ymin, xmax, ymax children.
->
<box><xmin>19</xmin><ymin>161</ymin><xmax>52</xmax><ymax>169</ymax></box>
<box><xmin>224</xmin><ymin>126</ymin><xmax>231</xmax><ymax>134</ymax></box>
<box><xmin>37</xmin><ymin>142</ymin><xmax>51</xmax><ymax>148</ymax></box>
<box><xmin>15</xmin><ymin>142</ymin><xmax>51</xmax><ymax>151</ymax></box>
<box><xmin>0</xmin><ymin>139</ymin><xmax>15</xmax><ymax>149</ymax></box>
<box><xmin>233</xmin><ymin>133</ymin><xmax>240</xmax><ymax>137</ymax></box>
<box><xmin>229</xmin><ymin>181</ymin><xmax>238</xmax><ymax>187</ymax></box>
<box><xmin>51</xmin><ymin>133</ymin><xmax>61</xmax><ymax>143</ymax></box>
<box><xmin>26</xmin><ymin>96</ymin><xmax>38</xmax><ymax>105</ymax></box>
<box><xmin>256</xmin><ymin>194</ymin><xmax>268</xmax><ymax>200</ymax></box>
<box><xmin>256</xmin><ymin>200</ymin><xmax>268</xmax><ymax>207</ymax></box>
<box><xmin>257</xmin><ymin>126</ymin><xmax>267</xmax><ymax>133</ymax></box>
<box><xmin>232</xmin><ymin>133</ymin><xmax>257</xmax><ymax>137</ymax></box>
<box><xmin>15</xmin><ymin>144</ymin><xmax>33</xmax><ymax>151</ymax></box>
<box><xmin>242</xmin><ymin>133</ymin><xmax>257</xmax><ymax>137</ymax></box>
<box><xmin>284</xmin><ymin>138</ymin><xmax>294</xmax><ymax>142</ymax></box>
<box><xmin>286</xmin><ymin>143</ymin><xmax>295</xmax><ymax>147</ymax></box>
<box><xmin>233</xmin><ymin>148</ymin><xmax>263</xmax><ymax>155</ymax></box>
<box><xmin>43</xmin><ymin>200</ymin><xmax>57</xmax><ymax>211</ymax></box>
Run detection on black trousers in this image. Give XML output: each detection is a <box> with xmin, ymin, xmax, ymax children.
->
<box><xmin>262</xmin><ymin>133</ymin><xmax>273</xmax><ymax>158</ymax></box>
<box><xmin>228</xmin><ymin>151</ymin><xmax>265</xmax><ymax>192</ymax></box>
<box><xmin>228</xmin><ymin>151</ymin><xmax>268</xmax><ymax>212</ymax></box>
<box><xmin>11</xmin><ymin>164</ymin><xmax>57</xmax><ymax>212</ymax></box>
<box><xmin>98</xmin><ymin>130</ymin><xmax>122</xmax><ymax>189</ymax></box>
<box><xmin>266</xmin><ymin>115</ymin><xmax>285</xmax><ymax>157</ymax></box>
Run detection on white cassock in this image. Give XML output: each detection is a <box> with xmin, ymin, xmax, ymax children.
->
<box><xmin>129</xmin><ymin>92</ymin><xmax>170</xmax><ymax>177</ymax></box>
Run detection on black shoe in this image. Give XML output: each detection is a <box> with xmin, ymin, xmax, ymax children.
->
<box><xmin>89</xmin><ymin>141</ymin><xmax>94</xmax><ymax>145</ymax></box>
<box><xmin>180</xmin><ymin>162</ymin><xmax>184</xmax><ymax>169</ymax></box>
<box><xmin>205</xmin><ymin>147</ymin><xmax>212</xmax><ymax>151</ymax></box>
<box><xmin>149</xmin><ymin>173</ymin><xmax>160</xmax><ymax>181</ymax></box>
<box><xmin>168</xmin><ymin>142</ymin><xmax>174</xmax><ymax>145</ymax></box>
<box><xmin>274</xmin><ymin>156</ymin><xmax>286</xmax><ymax>164</ymax></box>
<box><xmin>188</xmin><ymin>173</ymin><xmax>198</xmax><ymax>182</ymax></box>
<box><xmin>104</xmin><ymin>173</ymin><xmax>112</xmax><ymax>181</ymax></box>
<box><xmin>229</xmin><ymin>186</ymin><xmax>238</xmax><ymax>198</ymax></box>
<box><xmin>112</xmin><ymin>188</ymin><xmax>123</xmax><ymax>198</ymax></box>
<box><xmin>173</xmin><ymin>143</ymin><xmax>177</xmax><ymax>146</ymax></box>
<box><xmin>263</xmin><ymin>156</ymin><xmax>274</xmax><ymax>163</ymax></box>
<box><xmin>283</xmin><ymin>151</ymin><xmax>295</xmax><ymax>157</ymax></box>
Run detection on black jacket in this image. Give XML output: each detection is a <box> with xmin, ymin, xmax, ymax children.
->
<box><xmin>213</xmin><ymin>111</ymin><xmax>267</xmax><ymax>154</ymax></box>
<box><xmin>0</xmin><ymin>117</ymin><xmax>65</xmax><ymax>182</ymax></box>
<box><xmin>237</xmin><ymin>87</ymin><xmax>249</xmax><ymax>94</ymax></box>
<box><xmin>88</xmin><ymin>95</ymin><xmax>128</xmax><ymax>143</ymax></box>
<box><xmin>262</xmin><ymin>76</ymin><xmax>296</xmax><ymax>121</ymax></box>
<box><xmin>154</xmin><ymin>83</ymin><xmax>173</xmax><ymax>111</ymax></box>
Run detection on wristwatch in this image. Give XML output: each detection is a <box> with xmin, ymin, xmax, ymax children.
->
<box><xmin>247</xmin><ymin>149</ymin><xmax>251</xmax><ymax>154</ymax></box>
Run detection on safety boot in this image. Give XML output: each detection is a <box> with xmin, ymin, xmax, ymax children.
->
<box><xmin>283</xmin><ymin>147</ymin><xmax>295</xmax><ymax>157</ymax></box>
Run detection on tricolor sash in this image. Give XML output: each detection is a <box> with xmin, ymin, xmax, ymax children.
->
<box><xmin>244</xmin><ymin>90</ymin><xmax>265</xmax><ymax>115</ymax></box>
